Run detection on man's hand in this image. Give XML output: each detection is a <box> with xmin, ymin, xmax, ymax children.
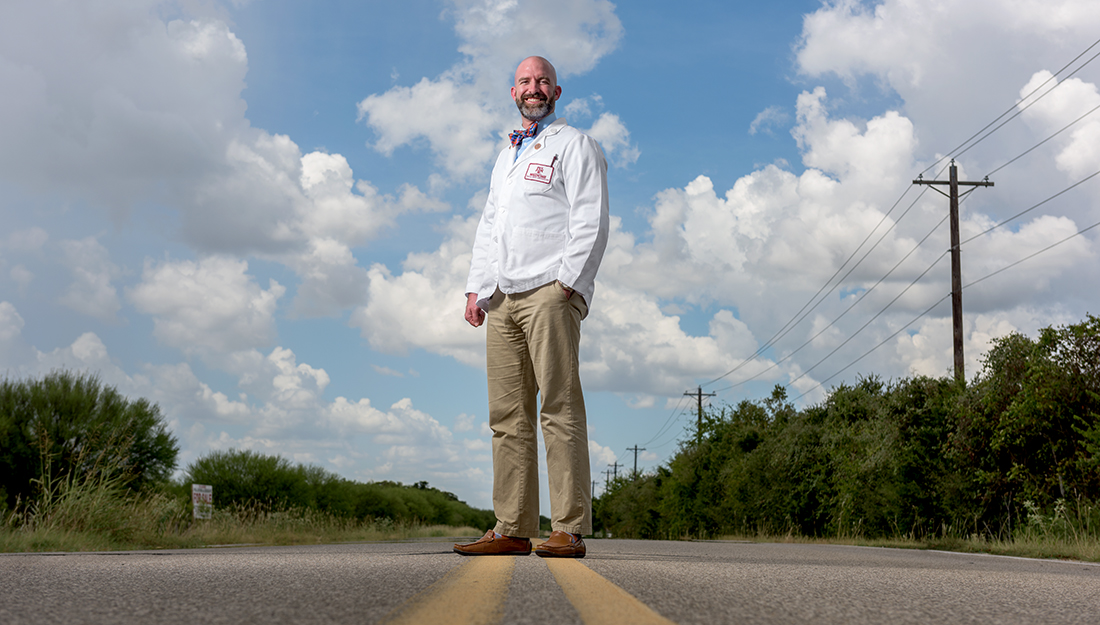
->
<box><xmin>465</xmin><ymin>293</ymin><xmax>485</xmax><ymax>327</ymax></box>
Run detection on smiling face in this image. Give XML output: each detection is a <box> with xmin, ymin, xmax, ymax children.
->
<box><xmin>511</xmin><ymin>56</ymin><xmax>561</xmax><ymax>127</ymax></box>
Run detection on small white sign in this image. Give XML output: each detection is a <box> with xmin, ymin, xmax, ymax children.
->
<box><xmin>192</xmin><ymin>484</ymin><xmax>213</xmax><ymax>520</ymax></box>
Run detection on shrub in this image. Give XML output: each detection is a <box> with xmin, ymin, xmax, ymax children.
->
<box><xmin>0</xmin><ymin>371</ymin><xmax>179</xmax><ymax>509</ymax></box>
<box><xmin>186</xmin><ymin>449</ymin><xmax>313</xmax><ymax>509</ymax></box>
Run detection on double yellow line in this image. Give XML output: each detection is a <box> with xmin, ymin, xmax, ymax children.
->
<box><xmin>382</xmin><ymin>555</ymin><xmax>675</xmax><ymax>625</ymax></box>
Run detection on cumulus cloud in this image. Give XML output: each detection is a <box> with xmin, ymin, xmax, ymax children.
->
<box><xmin>58</xmin><ymin>237</ymin><xmax>122</xmax><ymax>322</ymax></box>
<box><xmin>4</xmin><ymin>228</ymin><xmax>48</xmax><ymax>253</ymax></box>
<box><xmin>0</xmin><ymin>301</ymin><xmax>24</xmax><ymax>342</ymax></box>
<box><xmin>351</xmin><ymin>215</ymin><xmax>485</xmax><ymax>364</ymax></box>
<box><xmin>0</xmin><ymin>0</ymin><xmax>442</xmax><ymax>325</ymax></box>
<box><xmin>1017</xmin><ymin>71</ymin><xmax>1100</xmax><ymax>179</ymax></box>
<box><xmin>127</xmin><ymin>256</ymin><xmax>284</xmax><ymax>355</ymax></box>
<box><xmin>358</xmin><ymin>0</ymin><xmax>627</xmax><ymax>182</ymax></box>
<box><xmin>749</xmin><ymin>105</ymin><xmax>790</xmax><ymax>136</ymax></box>
<box><xmin>584</xmin><ymin>112</ymin><xmax>640</xmax><ymax>167</ymax></box>
<box><xmin>360</xmin><ymin>54</ymin><xmax>1099</xmax><ymax>406</ymax></box>
<box><xmin>795</xmin><ymin>0</ymin><xmax>1100</xmax><ymax>166</ymax></box>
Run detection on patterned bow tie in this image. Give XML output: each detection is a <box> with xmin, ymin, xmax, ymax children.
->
<box><xmin>509</xmin><ymin>122</ymin><xmax>538</xmax><ymax>148</ymax></box>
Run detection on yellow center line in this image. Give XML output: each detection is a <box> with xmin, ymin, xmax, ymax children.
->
<box><xmin>545</xmin><ymin>558</ymin><xmax>678</xmax><ymax>625</ymax></box>
<box><xmin>380</xmin><ymin>555</ymin><xmax>515</xmax><ymax>625</ymax></box>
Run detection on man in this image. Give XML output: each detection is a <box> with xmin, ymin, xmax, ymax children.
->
<box><xmin>455</xmin><ymin>56</ymin><xmax>610</xmax><ymax>558</ymax></box>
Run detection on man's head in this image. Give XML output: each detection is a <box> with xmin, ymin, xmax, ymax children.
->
<box><xmin>512</xmin><ymin>56</ymin><xmax>561</xmax><ymax>125</ymax></box>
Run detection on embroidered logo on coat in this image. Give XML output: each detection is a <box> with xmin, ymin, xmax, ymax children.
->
<box><xmin>524</xmin><ymin>163</ymin><xmax>553</xmax><ymax>184</ymax></box>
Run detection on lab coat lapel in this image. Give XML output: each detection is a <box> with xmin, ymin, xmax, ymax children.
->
<box><xmin>508</xmin><ymin>118</ymin><xmax>566</xmax><ymax>175</ymax></box>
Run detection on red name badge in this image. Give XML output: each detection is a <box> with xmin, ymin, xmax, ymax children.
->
<box><xmin>525</xmin><ymin>163</ymin><xmax>554</xmax><ymax>184</ymax></box>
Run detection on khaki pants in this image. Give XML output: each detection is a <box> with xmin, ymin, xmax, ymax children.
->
<box><xmin>486</xmin><ymin>282</ymin><xmax>592</xmax><ymax>537</ymax></box>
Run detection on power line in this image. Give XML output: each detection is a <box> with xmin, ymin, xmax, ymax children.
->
<box><xmin>790</xmin><ymin>292</ymin><xmax>953</xmax><ymax>404</ymax></box>
<box><xmin>676</xmin><ymin>37</ymin><xmax>1100</xmax><ymax>430</ymax></box>
<box><xmin>965</xmin><ymin>219</ymin><xmax>1100</xmax><ymax>289</ymax></box>
<box><xmin>913</xmin><ymin>162</ymin><xmax>995</xmax><ymax>383</ymax></box>
<box><xmin>684</xmin><ymin>386</ymin><xmax>716</xmax><ymax>444</ymax></box>
<box><xmin>752</xmin><ymin>38</ymin><xmax>1100</xmax><ymax>398</ymax></box>
<box><xmin>787</xmin><ymin>249</ymin><xmax>950</xmax><ymax>388</ymax></box>
<box><xmin>640</xmin><ymin>394</ymin><xmax>690</xmax><ymax>447</ymax></box>
<box><xmin>626</xmin><ymin>445</ymin><xmax>646</xmax><ymax>478</ymax></box>
<box><xmin>984</xmin><ymin>102</ymin><xmax>1100</xmax><ymax>179</ymax></box>
<box><xmin>702</xmin><ymin>181</ymin><xmax>935</xmax><ymax>388</ymax></box>
<box><xmin>608</xmin><ymin>461</ymin><xmax>622</xmax><ymax>481</ymax></box>
<box><xmin>919</xmin><ymin>35</ymin><xmax>1100</xmax><ymax>177</ymax></box>
<box><xmin>787</xmin><ymin>158</ymin><xmax>1100</xmax><ymax>397</ymax></box>
<box><xmin>962</xmin><ymin>168</ymin><xmax>1100</xmax><ymax>246</ymax></box>
<box><xmin>789</xmin><ymin>202</ymin><xmax>1100</xmax><ymax>403</ymax></box>
<box><xmin>711</xmin><ymin>212</ymin><xmax>950</xmax><ymax>394</ymax></box>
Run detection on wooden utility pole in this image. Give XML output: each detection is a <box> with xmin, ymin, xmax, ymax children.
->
<box><xmin>684</xmin><ymin>386</ymin><xmax>717</xmax><ymax>444</ymax></box>
<box><xmin>626</xmin><ymin>445</ymin><xmax>646</xmax><ymax>478</ymax></box>
<box><xmin>608</xmin><ymin>461</ymin><xmax>622</xmax><ymax>481</ymax></box>
<box><xmin>913</xmin><ymin>160</ymin><xmax>993</xmax><ymax>384</ymax></box>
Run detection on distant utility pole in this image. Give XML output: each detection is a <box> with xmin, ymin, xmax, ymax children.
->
<box><xmin>684</xmin><ymin>386</ymin><xmax>717</xmax><ymax>444</ymax></box>
<box><xmin>592</xmin><ymin>480</ymin><xmax>598</xmax><ymax>497</ymax></box>
<box><xmin>604</xmin><ymin>468</ymin><xmax>612</xmax><ymax>488</ymax></box>
<box><xmin>608</xmin><ymin>461</ymin><xmax>622</xmax><ymax>481</ymax></box>
<box><xmin>913</xmin><ymin>160</ymin><xmax>994</xmax><ymax>384</ymax></box>
<box><xmin>626</xmin><ymin>445</ymin><xmax>646</xmax><ymax>478</ymax></box>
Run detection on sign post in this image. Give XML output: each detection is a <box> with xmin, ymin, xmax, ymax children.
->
<box><xmin>192</xmin><ymin>484</ymin><xmax>213</xmax><ymax>520</ymax></box>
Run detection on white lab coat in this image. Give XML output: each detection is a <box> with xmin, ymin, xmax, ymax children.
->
<box><xmin>466</xmin><ymin>118</ymin><xmax>610</xmax><ymax>319</ymax></box>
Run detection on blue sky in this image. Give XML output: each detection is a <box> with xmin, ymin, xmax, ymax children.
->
<box><xmin>3</xmin><ymin>0</ymin><xmax>1100</xmax><ymax>514</ymax></box>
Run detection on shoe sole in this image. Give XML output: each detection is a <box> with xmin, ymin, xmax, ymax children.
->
<box><xmin>534</xmin><ymin>550</ymin><xmax>586</xmax><ymax>558</ymax></box>
<box><xmin>453</xmin><ymin>548</ymin><xmax>532</xmax><ymax>556</ymax></box>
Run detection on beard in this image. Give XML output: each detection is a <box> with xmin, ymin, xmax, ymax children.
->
<box><xmin>516</xmin><ymin>92</ymin><xmax>556</xmax><ymax>122</ymax></box>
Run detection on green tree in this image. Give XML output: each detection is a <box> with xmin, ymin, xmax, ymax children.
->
<box><xmin>0</xmin><ymin>371</ymin><xmax>178</xmax><ymax>508</ymax></box>
<box><xmin>952</xmin><ymin>315</ymin><xmax>1100</xmax><ymax>532</ymax></box>
<box><xmin>186</xmin><ymin>449</ymin><xmax>312</xmax><ymax>509</ymax></box>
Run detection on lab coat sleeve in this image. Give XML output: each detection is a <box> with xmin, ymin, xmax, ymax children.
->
<box><xmin>557</xmin><ymin>134</ymin><xmax>610</xmax><ymax>304</ymax></box>
<box><xmin>465</xmin><ymin>159</ymin><xmax>500</xmax><ymax>305</ymax></box>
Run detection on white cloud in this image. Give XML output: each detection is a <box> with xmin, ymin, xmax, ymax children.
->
<box><xmin>749</xmin><ymin>105</ymin><xmax>790</xmax><ymax>136</ymax></box>
<box><xmin>447</xmin><ymin>0</ymin><xmax>622</xmax><ymax>78</ymax></box>
<box><xmin>34</xmin><ymin>332</ymin><xmax>120</xmax><ymax>378</ymax></box>
<box><xmin>127</xmin><ymin>256</ymin><xmax>284</xmax><ymax>355</ymax></box>
<box><xmin>588</xmin><ymin>439</ymin><xmax>619</xmax><ymax>473</ymax></box>
<box><xmin>1017</xmin><ymin>71</ymin><xmax>1100</xmax><ymax>179</ymax></box>
<box><xmin>4</xmin><ymin>228</ymin><xmax>48</xmax><ymax>253</ymax></box>
<box><xmin>58</xmin><ymin>237</ymin><xmax>122</xmax><ymax>322</ymax></box>
<box><xmin>795</xmin><ymin>0</ymin><xmax>1100</xmax><ymax>168</ymax></box>
<box><xmin>0</xmin><ymin>5</ymin><xmax>250</xmax><ymax>215</ymax></box>
<box><xmin>351</xmin><ymin>214</ymin><xmax>484</xmax><ymax>364</ymax></box>
<box><xmin>358</xmin><ymin>77</ymin><xmax>502</xmax><ymax>181</ymax></box>
<box><xmin>358</xmin><ymin>0</ymin><xmax>626</xmax><ymax>182</ymax></box>
<box><xmin>9</xmin><ymin>265</ymin><xmax>33</xmax><ymax>292</ymax></box>
<box><xmin>0</xmin><ymin>1</ymin><xmax>443</xmax><ymax>324</ymax></box>
<box><xmin>564</xmin><ymin>94</ymin><xmax>603</xmax><ymax>119</ymax></box>
<box><xmin>584</xmin><ymin>112</ymin><xmax>640</xmax><ymax>167</ymax></box>
<box><xmin>0</xmin><ymin>301</ymin><xmax>24</xmax><ymax>342</ymax></box>
<box><xmin>454</xmin><ymin>413</ymin><xmax>478</xmax><ymax>432</ymax></box>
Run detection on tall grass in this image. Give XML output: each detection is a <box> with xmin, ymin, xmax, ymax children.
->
<box><xmin>710</xmin><ymin>497</ymin><xmax>1100</xmax><ymax>562</ymax></box>
<box><xmin>1</xmin><ymin>448</ymin><xmax>482</xmax><ymax>552</ymax></box>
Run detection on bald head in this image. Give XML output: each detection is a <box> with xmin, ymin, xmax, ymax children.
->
<box><xmin>512</xmin><ymin>56</ymin><xmax>561</xmax><ymax>126</ymax></box>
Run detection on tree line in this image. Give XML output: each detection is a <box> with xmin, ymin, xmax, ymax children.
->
<box><xmin>0</xmin><ymin>371</ymin><xmax>493</xmax><ymax>529</ymax></box>
<box><xmin>595</xmin><ymin>315</ymin><xmax>1100</xmax><ymax>540</ymax></box>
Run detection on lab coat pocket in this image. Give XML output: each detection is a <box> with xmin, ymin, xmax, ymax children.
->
<box><xmin>523</xmin><ymin>162</ymin><xmax>555</xmax><ymax>194</ymax></box>
<box><xmin>507</xmin><ymin>226</ymin><xmax>566</xmax><ymax>276</ymax></box>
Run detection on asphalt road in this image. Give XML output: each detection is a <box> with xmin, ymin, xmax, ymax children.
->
<box><xmin>2</xmin><ymin>539</ymin><xmax>1097</xmax><ymax>624</ymax></box>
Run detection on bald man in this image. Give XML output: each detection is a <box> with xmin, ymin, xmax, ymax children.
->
<box><xmin>456</xmin><ymin>56</ymin><xmax>610</xmax><ymax>558</ymax></box>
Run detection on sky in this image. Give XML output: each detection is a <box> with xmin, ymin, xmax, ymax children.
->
<box><xmin>2</xmin><ymin>0</ymin><xmax>1100</xmax><ymax>514</ymax></box>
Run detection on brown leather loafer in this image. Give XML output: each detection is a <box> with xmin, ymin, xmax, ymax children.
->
<box><xmin>453</xmin><ymin>530</ymin><xmax>531</xmax><ymax>556</ymax></box>
<box><xmin>534</xmin><ymin>530</ymin><xmax>586</xmax><ymax>558</ymax></box>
